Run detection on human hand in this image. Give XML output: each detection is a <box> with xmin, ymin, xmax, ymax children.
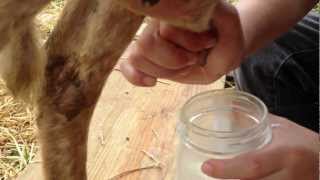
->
<box><xmin>120</xmin><ymin>1</ymin><xmax>245</xmax><ymax>86</ymax></box>
<box><xmin>201</xmin><ymin>114</ymin><xmax>319</xmax><ymax>180</ymax></box>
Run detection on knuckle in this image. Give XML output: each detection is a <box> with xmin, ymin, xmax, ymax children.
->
<box><xmin>120</xmin><ymin>60</ymin><xmax>134</xmax><ymax>74</ymax></box>
<box><xmin>171</xmin><ymin>52</ymin><xmax>189</xmax><ymax>68</ymax></box>
<box><xmin>185</xmin><ymin>33</ymin><xmax>213</xmax><ymax>51</ymax></box>
<box><xmin>127</xmin><ymin>72</ymin><xmax>144</xmax><ymax>86</ymax></box>
<box><xmin>288</xmin><ymin>147</ymin><xmax>309</xmax><ymax>163</ymax></box>
<box><xmin>156</xmin><ymin>35</ymin><xmax>188</xmax><ymax>68</ymax></box>
<box><xmin>286</xmin><ymin>147</ymin><xmax>318</xmax><ymax>179</ymax></box>
<box><xmin>184</xmin><ymin>41</ymin><xmax>202</xmax><ymax>51</ymax></box>
<box><xmin>247</xmin><ymin>157</ymin><xmax>264</xmax><ymax>178</ymax></box>
<box><xmin>136</xmin><ymin>32</ymin><xmax>156</xmax><ymax>51</ymax></box>
<box><xmin>152</xmin><ymin>27</ymin><xmax>162</xmax><ymax>41</ymax></box>
<box><xmin>135</xmin><ymin>39</ymin><xmax>150</xmax><ymax>53</ymax></box>
<box><xmin>159</xmin><ymin>25</ymin><xmax>176</xmax><ymax>39</ymax></box>
<box><xmin>161</xmin><ymin>27</ymin><xmax>204</xmax><ymax>51</ymax></box>
<box><xmin>127</xmin><ymin>53</ymin><xmax>140</xmax><ymax>66</ymax></box>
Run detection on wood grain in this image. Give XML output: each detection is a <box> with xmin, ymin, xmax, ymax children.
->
<box><xmin>17</xmin><ymin>68</ymin><xmax>224</xmax><ymax>180</ymax></box>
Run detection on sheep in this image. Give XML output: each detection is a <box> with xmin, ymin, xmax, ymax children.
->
<box><xmin>0</xmin><ymin>0</ymin><xmax>216</xmax><ymax>179</ymax></box>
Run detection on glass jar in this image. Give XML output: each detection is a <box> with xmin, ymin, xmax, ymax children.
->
<box><xmin>176</xmin><ymin>90</ymin><xmax>272</xmax><ymax>180</ymax></box>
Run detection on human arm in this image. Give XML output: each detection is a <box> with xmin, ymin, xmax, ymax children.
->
<box><xmin>236</xmin><ymin>0</ymin><xmax>318</xmax><ymax>55</ymax></box>
<box><xmin>120</xmin><ymin>0</ymin><xmax>318</xmax><ymax>86</ymax></box>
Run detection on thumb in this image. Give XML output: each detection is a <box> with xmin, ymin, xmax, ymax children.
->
<box><xmin>201</xmin><ymin>146</ymin><xmax>285</xmax><ymax>179</ymax></box>
<box><xmin>211</xmin><ymin>0</ymin><xmax>241</xmax><ymax>29</ymax></box>
<box><xmin>205</xmin><ymin>1</ymin><xmax>245</xmax><ymax>77</ymax></box>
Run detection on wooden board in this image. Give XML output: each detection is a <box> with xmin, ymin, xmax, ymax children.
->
<box><xmin>17</xmin><ymin>64</ymin><xmax>224</xmax><ymax>180</ymax></box>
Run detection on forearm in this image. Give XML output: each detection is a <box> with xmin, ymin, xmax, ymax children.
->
<box><xmin>236</xmin><ymin>0</ymin><xmax>318</xmax><ymax>56</ymax></box>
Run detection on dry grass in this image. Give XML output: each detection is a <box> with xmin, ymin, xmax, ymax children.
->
<box><xmin>0</xmin><ymin>1</ymin><xmax>64</xmax><ymax>179</ymax></box>
<box><xmin>0</xmin><ymin>81</ymin><xmax>38</xmax><ymax>179</ymax></box>
<box><xmin>36</xmin><ymin>0</ymin><xmax>65</xmax><ymax>41</ymax></box>
<box><xmin>0</xmin><ymin>1</ymin><xmax>318</xmax><ymax>179</ymax></box>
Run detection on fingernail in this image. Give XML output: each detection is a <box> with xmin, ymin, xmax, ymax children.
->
<box><xmin>143</xmin><ymin>76</ymin><xmax>156</xmax><ymax>86</ymax></box>
<box><xmin>201</xmin><ymin>161</ymin><xmax>214</xmax><ymax>176</ymax></box>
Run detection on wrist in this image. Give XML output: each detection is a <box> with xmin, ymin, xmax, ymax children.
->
<box><xmin>211</xmin><ymin>1</ymin><xmax>248</xmax><ymax>58</ymax></box>
<box><xmin>234</xmin><ymin>3</ymin><xmax>256</xmax><ymax>57</ymax></box>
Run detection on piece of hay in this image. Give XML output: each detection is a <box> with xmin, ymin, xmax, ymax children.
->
<box><xmin>0</xmin><ymin>80</ymin><xmax>38</xmax><ymax>179</ymax></box>
<box><xmin>152</xmin><ymin>129</ymin><xmax>160</xmax><ymax>141</ymax></box>
<box><xmin>141</xmin><ymin>150</ymin><xmax>163</xmax><ymax>166</ymax></box>
<box><xmin>108</xmin><ymin>164</ymin><xmax>162</xmax><ymax>180</ymax></box>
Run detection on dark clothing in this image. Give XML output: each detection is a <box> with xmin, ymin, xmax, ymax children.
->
<box><xmin>234</xmin><ymin>11</ymin><xmax>319</xmax><ymax>132</ymax></box>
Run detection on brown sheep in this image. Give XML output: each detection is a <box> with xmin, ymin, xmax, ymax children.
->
<box><xmin>0</xmin><ymin>0</ymin><xmax>216</xmax><ymax>179</ymax></box>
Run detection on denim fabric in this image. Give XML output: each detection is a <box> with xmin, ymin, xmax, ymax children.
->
<box><xmin>233</xmin><ymin>11</ymin><xmax>319</xmax><ymax>132</ymax></box>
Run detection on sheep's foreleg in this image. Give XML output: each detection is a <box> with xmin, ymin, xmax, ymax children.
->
<box><xmin>36</xmin><ymin>0</ymin><xmax>144</xmax><ymax>179</ymax></box>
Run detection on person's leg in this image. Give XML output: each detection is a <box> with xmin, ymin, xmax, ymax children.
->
<box><xmin>233</xmin><ymin>11</ymin><xmax>319</xmax><ymax>132</ymax></box>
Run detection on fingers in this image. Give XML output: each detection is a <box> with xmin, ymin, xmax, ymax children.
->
<box><xmin>119</xmin><ymin>61</ymin><xmax>156</xmax><ymax>86</ymax></box>
<box><xmin>244</xmin><ymin>170</ymin><xmax>289</xmax><ymax>180</ymax></box>
<box><xmin>123</xmin><ymin>44</ymin><xmax>203</xmax><ymax>85</ymax></box>
<box><xmin>206</xmin><ymin>1</ymin><xmax>245</xmax><ymax>75</ymax></box>
<box><xmin>159</xmin><ymin>23</ymin><xmax>216</xmax><ymax>52</ymax></box>
<box><xmin>121</xmin><ymin>19</ymin><xmax>219</xmax><ymax>86</ymax></box>
<box><xmin>136</xmin><ymin>21</ymin><xmax>200</xmax><ymax>69</ymax></box>
<box><xmin>169</xmin><ymin>65</ymin><xmax>220</xmax><ymax>84</ymax></box>
<box><xmin>201</xmin><ymin>146</ymin><xmax>285</xmax><ymax>179</ymax></box>
<box><xmin>128</xmin><ymin>50</ymin><xmax>176</xmax><ymax>78</ymax></box>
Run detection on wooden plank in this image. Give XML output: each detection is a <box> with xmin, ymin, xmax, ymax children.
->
<box><xmin>17</xmin><ymin>67</ymin><xmax>225</xmax><ymax>180</ymax></box>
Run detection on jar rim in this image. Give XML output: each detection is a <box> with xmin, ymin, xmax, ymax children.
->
<box><xmin>180</xmin><ymin>89</ymin><xmax>268</xmax><ymax>137</ymax></box>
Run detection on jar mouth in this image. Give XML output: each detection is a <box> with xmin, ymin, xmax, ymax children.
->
<box><xmin>180</xmin><ymin>89</ymin><xmax>268</xmax><ymax>138</ymax></box>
